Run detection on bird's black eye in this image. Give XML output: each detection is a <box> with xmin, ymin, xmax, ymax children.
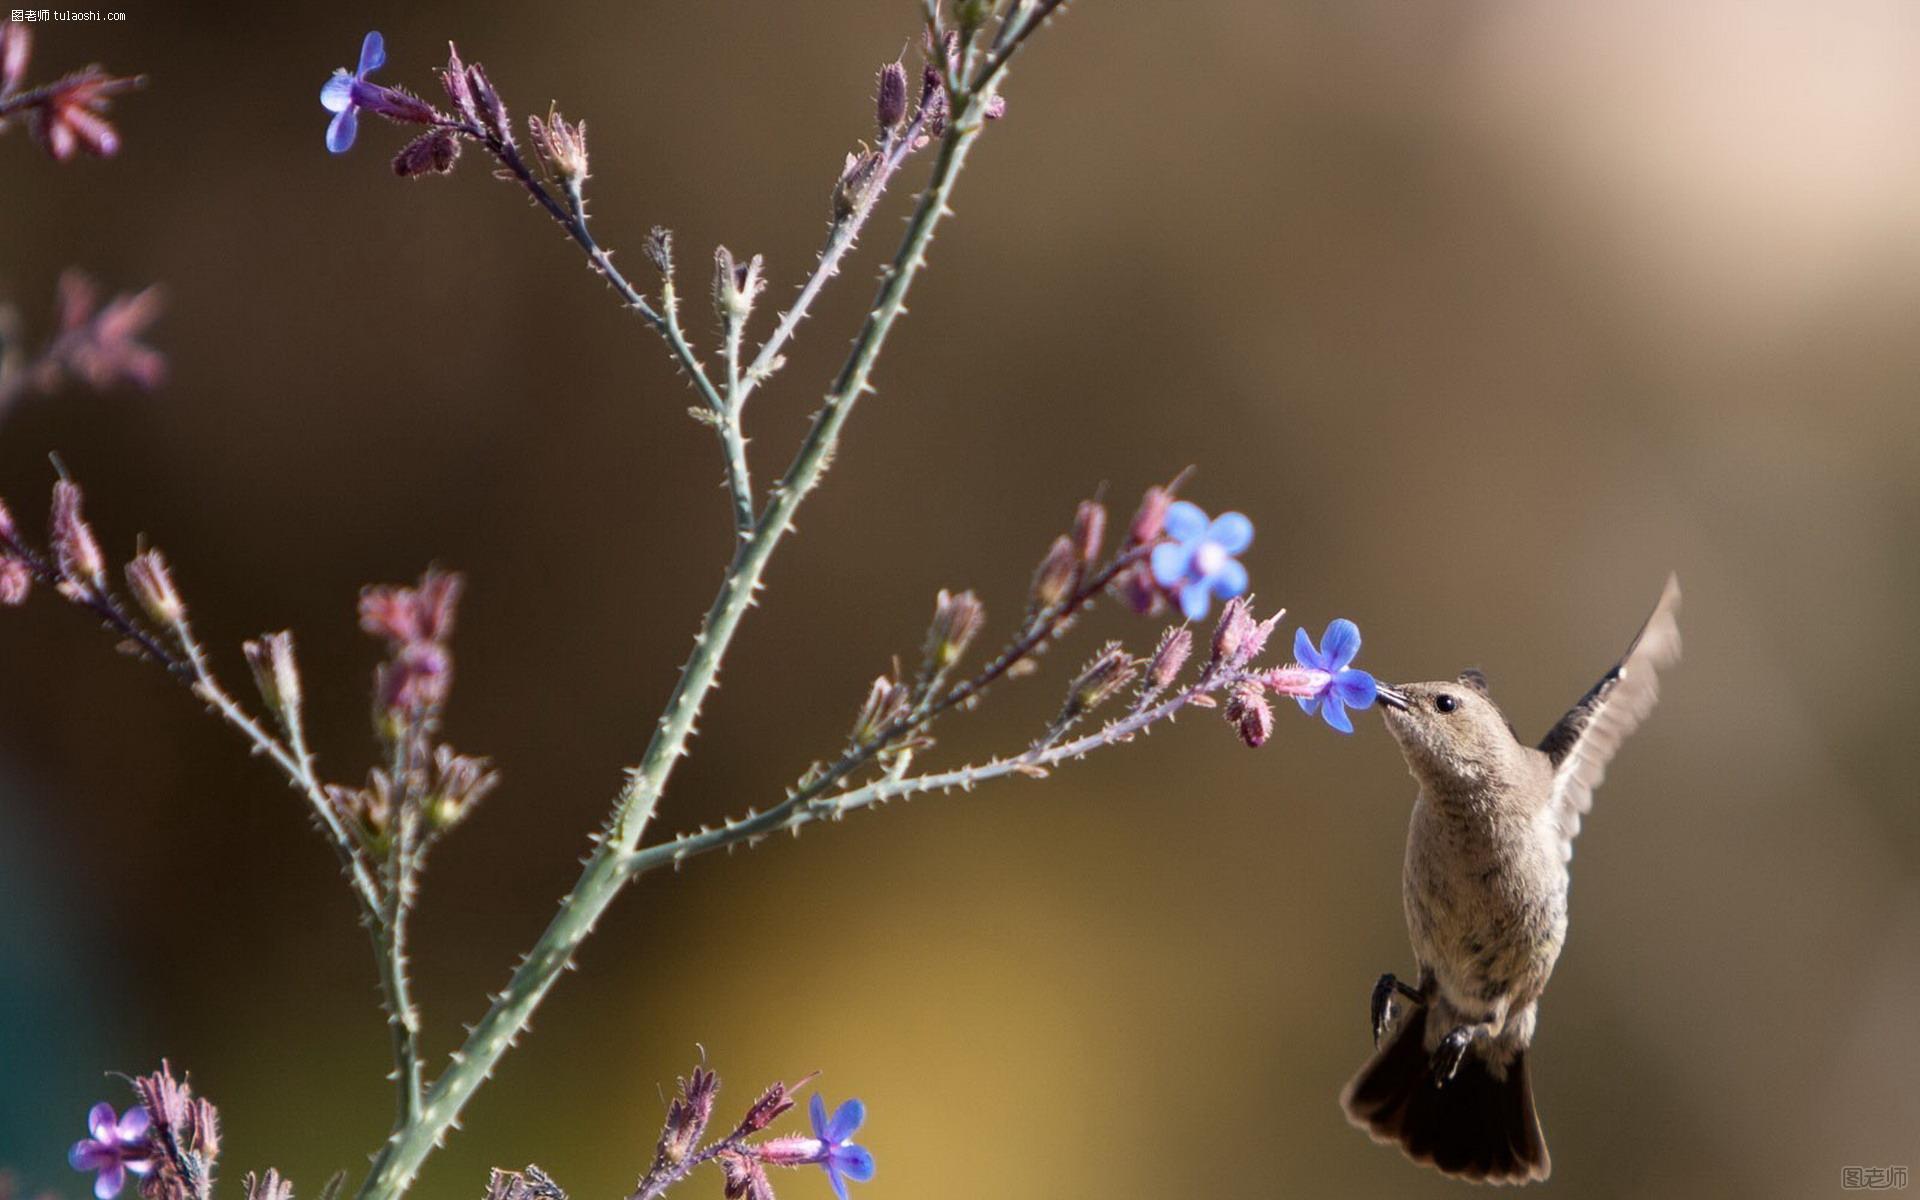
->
<box><xmin>1435</xmin><ymin>694</ymin><xmax>1458</xmax><ymax>714</ymax></box>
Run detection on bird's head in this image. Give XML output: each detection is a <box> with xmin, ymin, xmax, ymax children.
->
<box><xmin>1374</xmin><ymin>671</ymin><xmax>1521</xmax><ymax>787</ymax></box>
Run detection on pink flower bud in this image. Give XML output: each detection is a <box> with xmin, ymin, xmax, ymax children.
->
<box><xmin>126</xmin><ymin>548</ymin><xmax>185</xmax><ymax>626</ymax></box>
<box><xmin>1030</xmin><ymin>535</ymin><xmax>1079</xmax><ymax>610</ymax></box>
<box><xmin>1225</xmin><ymin>680</ymin><xmax>1275</xmax><ymax>748</ymax></box>
<box><xmin>48</xmin><ymin>479</ymin><xmax>104</xmax><ymax>588</ymax></box>
<box><xmin>243</xmin><ymin>631</ymin><xmax>303</xmax><ymax>716</ymax></box>
<box><xmin>924</xmin><ymin>588</ymin><xmax>985</xmax><ymax>669</ymax></box>
<box><xmin>1071</xmin><ymin>500</ymin><xmax>1106</xmax><ymax>565</ymax></box>
<box><xmin>1146</xmin><ymin>626</ymin><xmax>1192</xmax><ymax>691</ymax></box>
<box><xmin>1128</xmin><ymin>485</ymin><xmax>1172</xmax><ymax>545</ymax></box>
<box><xmin>0</xmin><ymin>20</ymin><xmax>29</xmax><ymax>95</ymax></box>
<box><xmin>1210</xmin><ymin>596</ymin><xmax>1256</xmax><ymax>667</ymax></box>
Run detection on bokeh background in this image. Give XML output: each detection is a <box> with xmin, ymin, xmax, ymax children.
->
<box><xmin>3</xmin><ymin>1</ymin><xmax>1916</xmax><ymax>1196</ymax></box>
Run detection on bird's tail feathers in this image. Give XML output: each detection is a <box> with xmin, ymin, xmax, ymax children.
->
<box><xmin>1340</xmin><ymin>1004</ymin><xmax>1550</xmax><ymax>1185</ymax></box>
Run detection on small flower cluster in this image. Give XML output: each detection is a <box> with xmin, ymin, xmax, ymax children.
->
<box><xmin>67</xmin><ymin>1063</ymin><xmax>224</xmax><ymax>1200</ymax></box>
<box><xmin>327</xmin><ymin>569</ymin><xmax>498</xmax><ymax>854</ymax></box>
<box><xmin>0</xmin><ymin>22</ymin><xmax>141</xmax><ymax>161</ymax></box>
<box><xmin>622</xmin><ymin>1065</ymin><xmax>873</xmax><ymax>1200</ymax></box>
<box><xmin>0</xmin><ymin>270</ymin><xmax>165</xmax><ymax>418</ymax></box>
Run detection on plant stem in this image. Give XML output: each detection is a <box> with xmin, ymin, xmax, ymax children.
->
<box><xmin>354</xmin><ymin>98</ymin><xmax>995</xmax><ymax>1200</ymax></box>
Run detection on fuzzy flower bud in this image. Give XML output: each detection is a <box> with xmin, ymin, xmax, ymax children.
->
<box><xmin>465</xmin><ymin>61</ymin><xmax>510</xmax><ymax>142</ymax></box>
<box><xmin>1029</xmin><ymin>535</ymin><xmax>1079</xmax><ymax>611</ymax></box>
<box><xmin>832</xmin><ymin>148</ymin><xmax>883</xmax><ymax>222</ymax></box>
<box><xmin>126</xmin><ymin>548</ymin><xmax>185</xmax><ymax>627</ymax></box>
<box><xmin>0</xmin><ymin>20</ymin><xmax>28</xmax><ymax>95</ymax></box>
<box><xmin>1069</xmin><ymin>642</ymin><xmax>1137</xmax><ymax>714</ymax></box>
<box><xmin>132</xmin><ymin>1060</ymin><xmax>221</xmax><ymax>1198</ymax></box>
<box><xmin>876</xmin><ymin>61</ymin><xmax>909</xmax><ymax>134</ymax></box>
<box><xmin>426</xmin><ymin>745</ymin><xmax>499</xmax><ymax>831</ymax></box>
<box><xmin>1210</xmin><ymin>596</ymin><xmax>1256</xmax><ymax>667</ymax></box>
<box><xmin>924</xmin><ymin>588</ymin><xmax>985</xmax><ymax>670</ymax></box>
<box><xmin>645</xmin><ymin>226</ymin><xmax>674</xmax><ymax>273</ymax></box>
<box><xmin>756</xmin><ymin>1136</ymin><xmax>827</xmax><ymax>1166</ymax></box>
<box><xmin>441</xmin><ymin>43</ymin><xmax>479</xmax><ymax>125</ymax></box>
<box><xmin>1071</xmin><ymin>500</ymin><xmax>1106</xmax><ymax>566</ymax></box>
<box><xmin>850</xmin><ymin>675</ymin><xmax>911</xmax><ymax>747</ymax></box>
<box><xmin>1145</xmin><ymin>625</ymin><xmax>1192</xmax><ymax>691</ymax></box>
<box><xmin>733</xmin><ymin>1080</ymin><xmax>799</xmax><ymax>1136</ymax></box>
<box><xmin>1225</xmin><ymin>679</ymin><xmax>1275</xmax><ymax>748</ymax></box>
<box><xmin>530</xmin><ymin>106</ymin><xmax>589</xmax><ymax>184</ymax></box>
<box><xmin>712</xmin><ymin>246</ymin><xmax>766</xmax><ymax>325</ymax></box>
<box><xmin>656</xmin><ymin>1066</ymin><xmax>718</xmax><ymax>1168</ymax></box>
<box><xmin>243</xmin><ymin>631</ymin><xmax>303</xmax><ymax>717</ymax></box>
<box><xmin>48</xmin><ymin>480</ymin><xmax>104</xmax><ymax>589</ymax></box>
<box><xmin>1128</xmin><ymin>484</ymin><xmax>1174</xmax><ymax>545</ymax></box>
<box><xmin>393</xmin><ymin>128</ymin><xmax>460</xmax><ymax>176</ymax></box>
<box><xmin>0</xmin><ymin>498</ymin><xmax>29</xmax><ymax>606</ymax></box>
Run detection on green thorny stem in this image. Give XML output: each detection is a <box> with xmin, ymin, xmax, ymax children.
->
<box><xmin>353</xmin><ymin>61</ymin><xmax>1029</xmax><ymax>1200</ymax></box>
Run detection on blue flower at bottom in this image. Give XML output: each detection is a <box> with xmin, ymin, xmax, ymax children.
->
<box><xmin>1294</xmin><ymin>619</ymin><xmax>1379</xmax><ymax>733</ymax></box>
<box><xmin>1149</xmin><ymin>500</ymin><xmax>1252</xmax><ymax>621</ymax></box>
<box><xmin>809</xmin><ymin>1094</ymin><xmax>875</xmax><ymax>1200</ymax></box>
<box><xmin>320</xmin><ymin>31</ymin><xmax>387</xmax><ymax>153</ymax></box>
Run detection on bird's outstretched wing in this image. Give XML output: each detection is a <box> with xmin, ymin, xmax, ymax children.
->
<box><xmin>1538</xmin><ymin>574</ymin><xmax>1682</xmax><ymax>862</ymax></box>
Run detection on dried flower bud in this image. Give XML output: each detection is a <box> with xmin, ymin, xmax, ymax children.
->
<box><xmin>734</xmin><ymin>1080</ymin><xmax>798</xmax><ymax>1135</ymax></box>
<box><xmin>924</xmin><ymin>588</ymin><xmax>985</xmax><ymax>670</ymax></box>
<box><xmin>426</xmin><ymin>745</ymin><xmax>499</xmax><ymax>831</ymax></box>
<box><xmin>442</xmin><ymin>43</ymin><xmax>479</xmax><ymax>125</ymax></box>
<box><xmin>1071</xmin><ymin>500</ymin><xmax>1106</xmax><ymax>566</ymax></box>
<box><xmin>850</xmin><ymin>675</ymin><xmax>910</xmax><ymax>747</ymax></box>
<box><xmin>243</xmin><ymin>631</ymin><xmax>303</xmax><ymax>716</ymax></box>
<box><xmin>393</xmin><ymin>128</ymin><xmax>460</xmax><ymax>176</ymax></box>
<box><xmin>0</xmin><ymin>20</ymin><xmax>28</xmax><ymax>95</ymax></box>
<box><xmin>484</xmin><ymin>1166</ymin><xmax>566</xmax><ymax>1200</ymax></box>
<box><xmin>133</xmin><ymin>1061</ymin><xmax>221</xmax><ymax>1197</ymax></box>
<box><xmin>645</xmin><ymin>226</ymin><xmax>674</xmax><ymax>272</ymax></box>
<box><xmin>1069</xmin><ymin>642</ymin><xmax>1137</xmax><ymax>713</ymax></box>
<box><xmin>918</xmin><ymin>63</ymin><xmax>949</xmax><ymax>141</ymax></box>
<box><xmin>712</xmin><ymin>246</ymin><xmax>766</xmax><ymax>324</ymax></box>
<box><xmin>1210</xmin><ymin>596</ymin><xmax>1256</xmax><ymax>667</ymax></box>
<box><xmin>832</xmin><ymin>148</ymin><xmax>883</xmax><ymax>222</ymax></box>
<box><xmin>1225</xmin><ymin>680</ymin><xmax>1275</xmax><ymax>748</ymax></box>
<box><xmin>530</xmin><ymin>106</ymin><xmax>589</xmax><ymax>184</ymax></box>
<box><xmin>656</xmin><ymin>1066</ymin><xmax>718</xmax><ymax>1169</ymax></box>
<box><xmin>243</xmin><ymin>1170</ymin><xmax>294</xmax><ymax>1200</ymax></box>
<box><xmin>1128</xmin><ymin>484</ymin><xmax>1173</xmax><ymax>545</ymax></box>
<box><xmin>466</xmin><ymin>62</ymin><xmax>510</xmax><ymax>142</ymax></box>
<box><xmin>48</xmin><ymin>479</ymin><xmax>104</xmax><ymax>589</ymax></box>
<box><xmin>126</xmin><ymin>548</ymin><xmax>184</xmax><ymax>627</ymax></box>
<box><xmin>1029</xmin><ymin>535</ymin><xmax>1079</xmax><ymax>611</ymax></box>
<box><xmin>1145</xmin><ymin>626</ymin><xmax>1192</xmax><ymax>691</ymax></box>
<box><xmin>717</xmin><ymin>1151</ymin><xmax>774</xmax><ymax>1200</ymax></box>
<box><xmin>0</xmin><ymin>557</ymin><xmax>29</xmax><ymax>606</ymax></box>
<box><xmin>876</xmin><ymin>61</ymin><xmax>909</xmax><ymax>134</ymax></box>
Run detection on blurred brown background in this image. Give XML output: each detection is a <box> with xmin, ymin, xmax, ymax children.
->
<box><xmin>3</xmin><ymin>1</ymin><xmax>1916</xmax><ymax>1197</ymax></box>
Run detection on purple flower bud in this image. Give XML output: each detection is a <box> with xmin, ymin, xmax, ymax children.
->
<box><xmin>876</xmin><ymin>61</ymin><xmax>909</xmax><ymax>134</ymax></box>
<box><xmin>393</xmin><ymin>128</ymin><xmax>460</xmax><ymax>176</ymax></box>
<box><xmin>1071</xmin><ymin>500</ymin><xmax>1106</xmax><ymax>566</ymax></box>
<box><xmin>1146</xmin><ymin>625</ymin><xmax>1192</xmax><ymax>691</ymax></box>
<box><xmin>353</xmin><ymin>83</ymin><xmax>438</xmax><ymax>126</ymax></box>
<box><xmin>242</xmin><ymin>631</ymin><xmax>302</xmax><ymax>716</ymax></box>
<box><xmin>442</xmin><ymin>43</ymin><xmax>479</xmax><ymax>126</ymax></box>
<box><xmin>1225</xmin><ymin>679</ymin><xmax>1275</xmax><ymax>748</ymax></box>
<box><xmin>48</xmin><ymin>479</ymin><xmax>104</xmax><ymax>589</ymax></box>
<box><xmin>1030</xmin><ymin>535</ymin><xmax>1079</xmax><ymax>611</ymax></box>
<box><xmin>1210</xmin><ymin>596</ymin><xmax>1256</xmax><ymax>668</ymax></box>
<box><xmin>734</xmin><ymin>1080</ymin><xmax>799</xmax><ymax>1136</ymax></box>
<box><xmin>126</xmin><ymin>548</ymin><xmax>184</xmax><ymax>627</ymax></box>
<box><xmin>924</xmin><ymin>588</ymin><xmax>985</xmax><ymax>669</ymax></box>
<box><xmin>466</xmin><ymin>62</ymin><xmax>510</xmax><ymax>143</ymax></box>
<box><xmin>656</xmin><ymin>1066</ymin><xmax>718</xmax><ymax>1168</ymax></box>
<box><xmin>0</xmin><ymin>20</ymin><xmax>29</xmax><ymax>95</ymax></box>
<box><xmin>919</xmin><ymin>63</ymin><xmax>949</xmax><ymax>141</ymax></box>
<box><xmin>1127</xmin><ymin>485</ymin><xmax>1173</xmax><ymax>545</ymax></box>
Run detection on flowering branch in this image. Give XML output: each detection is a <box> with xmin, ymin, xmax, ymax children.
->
<box><xmin>0</xmin><ymin>22</ymin><xmax>141</xmax><ymax>161</ymax></box>
<box><xmin>0</xmin><ymin>271</ymin><xmax>164</xmax><ymax>422</ymax></box>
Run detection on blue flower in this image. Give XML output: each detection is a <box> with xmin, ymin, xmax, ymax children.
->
<box><xmin>1148</xmin><ymin>500</ymin><xmax>1252</xmax><ymax>622</ymax></box>
<box><xmin>69</xmin><ymin>1102</ymin><xmax>152</xmax><ymax>1200</ymax></box>
<box><xmin>320</xmin><ymin>31</ymin><xmax>387</xmax><ymax>153</ymax></box>
<box><xmin>809</xmin><ymin>1093</ymin><xmax>875</xmax><ymax>1200</ymax></box>
<box><xmin>1292</xmin><ymin>619</ymin><xmax>1379</xmax><ymax>734</ymax></box>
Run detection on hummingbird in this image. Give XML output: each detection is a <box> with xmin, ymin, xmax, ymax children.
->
<box><xmin>1340</xmin><ymin>575</ymin><xmax>1682</xmax><ymax>1184</ymax></box>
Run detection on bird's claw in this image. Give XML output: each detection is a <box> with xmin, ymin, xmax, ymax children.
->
<box><xmin>1431</xmin><ymin>1027</ymin><xmax>1473</xmax><ymax>1085</ymax></box>
<box><xmin>1369</xmin><ymin>972</ymin><xmax>1425</xmax><ymax>1045</ymax></box>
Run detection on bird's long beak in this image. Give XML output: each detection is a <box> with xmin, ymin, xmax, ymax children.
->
<box><xmin>1375</xmin><ymin>684</ymin><xmax>1409</xmax><ymax>711</ymax></box>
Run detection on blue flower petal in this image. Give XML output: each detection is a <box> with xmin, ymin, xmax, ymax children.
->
<box><xmin>826</xmin><ymin>1165</ymin><xmax>851</xmax><ymax>1200</ymax></box>
<box><xmin>70</xmin><ymin>1141</ymin><xmax>109</xmax><ymax>1172</ymax></box>
<box><xmin>835</xmin><ymin>1145</ymin><xmax>876</xmax><ymax>1182</ymax></box>
<box><xmin>1206</xmin><ymin>511</ymin><xmax>1253</xmax><ymax>555</ymax></box>
<box><xmin>357</xmin><ymin>30</ymin><xmax>387</xmax><ymax>77</ymax></box>
<box><xmin>94</xmin><ymin>1162</ymin><xmax>125</xmax><ymax>1200</ymax></box>
<box><xmin>1321</xmin><ymin>698</ymin><xmax>1355</xmax><ymax>734</ymax></box>
<box><xmin>1162</xmin><ymin>500</ymin><xmax>1207</xmax><ymax>543</ymax></box>
<box><xmin>327</xmin><ymin>105</ymin><xmax>360</xmax><ymax>153</ymax></box>
<box><xmin>1319</xmin><ymin>618</ymin><xmax>1362</xmax><ymax>672</ymax></box>
<box><xmin>825</xmin><ymin>1098</ymin><xmax>866</xmax><ymax>1142</ymax></box>
<box><xmin>88</xmin><ymin>1104</ymin><xmax>117</xmax><ymax>1143</ymax></box>
<box><xmin>1179</xmin><ymin>580</ymin><xmax>1212</xmax><ymax>621</ymax></box>
<box><xmin>809</xmin><ymin>1093</ymin><xmax>830</xmax><ymax>1139</ymax></box>
<box><xmin>1296</xmin><ymin>695</ymin><xmax>1317</xmax><ymax>715</ymax></box>
<box><xmin>320</xmin><ymin>71</ymin><xmax>355</xmax><ymax>112</ymax></box>
<box><xmin>1150</xmin><ymin>541</ymin><xmax>1192</xmax><ymax>587</ymax></box>
<box><xmin>1293</xmin><ymin>626</ymin><xmax>1319</xmax><ymax>669</ymax></box>
<box><xmin>1331</xmin><ymin>668</ymin><xmax>1377</xmax><ymax>710</ymax></box>
<box><xmin>1207</xmin><ymin>558</ymin><xmax>1248</xmax><ymax>600</ymax></box>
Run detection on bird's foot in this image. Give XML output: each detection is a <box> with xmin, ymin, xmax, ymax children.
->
<box><xmin>1369</xmin><ymin>973</ymin><xmax>1426</xmax><ymax>1045</ymax></box>
<box><xmin>1431</xmin><ymin>1026</ymin><xmax>1474</xmax><ymax>1085</ymax></box>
